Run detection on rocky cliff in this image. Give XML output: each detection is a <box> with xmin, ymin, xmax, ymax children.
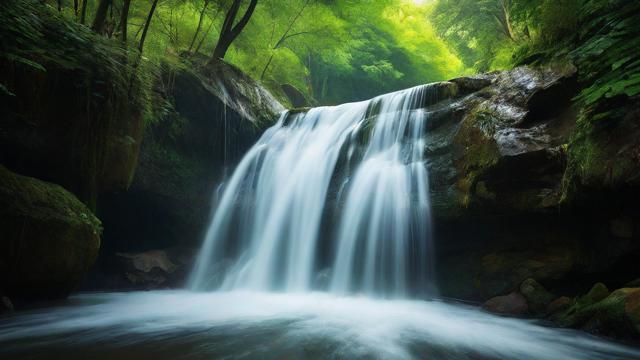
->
<box><xmin>90</xmin><ymin>59</ymin><xmax>284</xmax><ymax>290</ymax></box>
<box><xmin>415</xmin><ymin>65</ymin><xmax>639</xmax><ymax>303</ymax></box>
<box><xmin>0</xmin><ymin>0</ymin><xmax>144</xmax><ymax>301</ymax></box>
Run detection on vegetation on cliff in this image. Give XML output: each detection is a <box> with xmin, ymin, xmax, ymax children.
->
<box><xmin>0</xmin><ymin>0</ymin><xmax>148</xmax><ymax>207</ymax></box>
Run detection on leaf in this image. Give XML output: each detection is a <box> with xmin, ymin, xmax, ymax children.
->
<box><xmin>624</xmin><ymin>84</ymin><xmax>640</xmax><ymax>97</ymax></box>
<box><xmin>611</xmin><ymin>56</ymin><xmax>632</xmax><ymax>70</ymax></box>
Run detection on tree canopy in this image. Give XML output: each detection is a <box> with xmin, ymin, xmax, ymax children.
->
<box><xmin>37</xmin><ymin>0</ymin><xmax>640</xmax><ymax>107</ymax></box>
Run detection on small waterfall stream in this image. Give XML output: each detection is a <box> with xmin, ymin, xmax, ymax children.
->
<box><xmin>189</xmin><ymin>85</ymin><xmax>439</xmax><ymax>297</ymax></box>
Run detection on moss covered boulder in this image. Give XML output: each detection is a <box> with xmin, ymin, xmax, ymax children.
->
<box><xmin>520</xmin><ymin>278</ymin><xmax>555</xmax><ymax>315</ymax></box>
<box><xmin>553</xmin><ymin>286</ymin><xmax>640</xmax><ymax>340</ymax></box>
<box><xmin>0</xmin><ymin>165</ymin><xmax>101</xmax><ymax>300</ymax></box>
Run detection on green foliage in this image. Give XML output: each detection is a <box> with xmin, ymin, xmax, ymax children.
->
<box><xmin>8</xmin><ymin>0</ymin><xmax>469</xmax><ymax>106</ymax></box>
<box><xmin>95</xmin><ymin>0</ymin><xmax>466</xmax><ymax>105</ymax></box>
<box><xmin>433</xmin><ymin>0</ymin><xmax>640</xmax><ymax>114</ymax></box>
<box><xmin>571</xmin><ymin>0</ymin><xmax>640</xmax><ymax>107</ymax></box>
<box><xmin>1</xmin><ymin>1</ymin><xmax>131</xmax><ymax>84</ymax></box>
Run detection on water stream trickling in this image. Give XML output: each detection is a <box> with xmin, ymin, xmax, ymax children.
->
<box><xmin>189</xmin><ymin>85</ymin><xmax>438</xmax><ymax>297</ymax></box>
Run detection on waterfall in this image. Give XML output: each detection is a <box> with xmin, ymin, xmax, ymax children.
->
<box><xmin>189</xmin><ymin>85</ymin><xmax>439</xmax><ymax>298</ymax></box>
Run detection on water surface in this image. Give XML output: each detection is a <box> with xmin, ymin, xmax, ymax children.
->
<box><xmin>1</xmin><ymin>291</ymin><xmax>639</xmax><ymax>360</ymax></box>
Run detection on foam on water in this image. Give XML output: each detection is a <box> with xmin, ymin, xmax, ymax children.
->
<box><xmin>0</xmin><ymin>291</ymin><xmax>638</xmax><ymax>360</ymax></box>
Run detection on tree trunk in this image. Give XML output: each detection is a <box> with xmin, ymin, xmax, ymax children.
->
<box><xmin>80</xmin><ymin>0</ymin><xmax>88</xmax><ymax>24</ymax></box>
<box><xmin>119</xmin><ymin>0</ymin><xmax>132</xmax><ymax>43</ymax></box>
<box><xmin>92</xmin><ymin>0</ymin><xmax>112</xmax><ymax>33</ymax></box>
<box><xmin>57</xmin><ymin>0</ymin><xmax>62</xmax><ymax>12</ymax></box>
<box><xmin>138</xmin><ymin>0</ymin><xmax>160</xmax><ymax>53</ymax></box>
<box><xmin>498</xmin><ymin>0</ymin><xmax>516</xmax><ymax>41</ymax></box>
<box><xmin>211</xmin><ymin>0</ymin><xmax>259</xmax><ymax>61</ymax></box>
<box><xmin>188</xmin><ymin>0</ymin><xmax>210</xmax><ymax>53</ymax></box>
<box><xmin>74</xmin><ymin>0</ymin><xmax>79</xmax><ymax>18</ymax></box>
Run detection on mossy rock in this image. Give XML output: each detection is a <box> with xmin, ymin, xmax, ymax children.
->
<box><xmin>580</xmin><ymin>288</ymin><xmax>640</xmax><ymax>339</ymax></box>
<box><xmin>554</xmin><ymin>287</ymin><xmax>640</xmax><ymax>339</ymax></box>
<box><xmin>520</xmin><ymin>278</ymin><xmax>555</xmax><ymax>315</ymax></box>
<box><xmin>583</xmin><ymin>282</ymin><xmax>610</xmax><ymax>304</ymax></box>
<box><xmin>553</xmin><ymin>283</ymin><xmax>610</xmax><ymax>324</ymax></box>
<box><xmin>474</xmin><ymin>249</ymin><xmax>575</xmax><ymax>299</ymax></box>
<box><xmin>0</xmin><ymin>165</ymin><xmax>101</xmax><ymax>300</ymax></box>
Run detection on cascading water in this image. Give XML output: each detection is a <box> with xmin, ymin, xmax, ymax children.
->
<box><xmin>4</xmin><ymin>85</ymin><xmax>640</xmax><ymax>360</ymax></box>
<box><xmin>189</xmin><ymin>85</ymin><xmax>439</xmax><ymax>297</ymax></box>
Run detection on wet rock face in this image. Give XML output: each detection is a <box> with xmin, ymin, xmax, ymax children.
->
<box><xmin>427</xmin><ymin>64</ymin><xmax>578</xmax><ymax>218</ymax></box>
<box><xmin>0</xmin><ymin>165</ymin><xmax>101</xmax><ymax>301</ymax></box>
<box><xmin>0</xmin><ymin>55</ymin><xmax>144</xmax><ymax>209</ymax></box>
<box><xmin>90</xmin><ymin>60</ymin><xmax>284</xmax><ymax>289</ymax></box>
<box><xmin>425</xmin><ymin>65</ymin><xmax>639</xmax><ymax>301</ymax></box>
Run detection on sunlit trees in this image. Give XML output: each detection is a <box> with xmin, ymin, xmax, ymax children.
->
<box><xmin>431</xmin><ymin>0</ymin><xmax>583</xmax><ymax>71</ymax></box>
<box><xmin>48</xmin><ymin>0</ymin><xmax>467</xmax><ymax>104</ymax></box>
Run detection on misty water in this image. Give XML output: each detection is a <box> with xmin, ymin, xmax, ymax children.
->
<box><xmin>190</xmin><ymin>84</ymin><xmax>437</xmax><ymax>297</ymax></box>
<box><xmin>2</xmin><ymin>86</ymin><xmax>639</xmax><ymax>360</ymax></box>
<box><xmin>2</xmin><ymin>291</ymin><xmax>640</xmax><ymax>360</ymax></box>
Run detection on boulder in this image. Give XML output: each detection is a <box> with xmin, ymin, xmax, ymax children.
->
<box><xmin>552</xmin><ymin>283</ymin><xmax>611</xmax><ymax>327</ymax></box>
<box><xmin>554</xmin><ymin>287</ymin><xmax>640</xmax><ymax>340</ymax></box>
<box><xmin>0</xmin><ymin>165</ymin><xmax>101</xmax><ymax>300</ymax></box>
<box><xmin>85</xmin><ymin>247</ymin><xmax>196</xmax><ymax>291</ymax></box>
<box><xmin>547</xmin><ymin>296</ymin><xmax>572</xmax><ymax>315</ymax></box>
<box><xmin>482</xmin><ymin>292</ymin><xmax>529</xmax><ymax>316</ymax></box>
<box><xmin>583</xmin><ymin>283</ymin><xmax>611</xmax><ymax>304</ymax></box>
<box><xmin>520</xmin><ymin>278</ymin><xmax>555</xmax><ymax>315</ymax></box>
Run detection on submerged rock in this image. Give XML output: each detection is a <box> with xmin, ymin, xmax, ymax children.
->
<box><xmin>0</xmin><ymin>165</ymin><xmax>101</xmax><ymax>300</ymax></box>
